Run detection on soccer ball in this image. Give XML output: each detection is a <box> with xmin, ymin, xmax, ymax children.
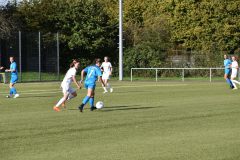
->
<box><xmin>96</xmin><ymin>101</ymin><xmax>104</xmax><ymax>109</ymax></box>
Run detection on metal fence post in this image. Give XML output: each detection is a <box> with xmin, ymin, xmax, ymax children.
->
<box><xmin>156</xmin><ymin>69</ymin><xmax>158</xmax><ymax>82</ymax></box>
<box><xmin>182</xmin><ymin>69</ymin><xmax>185</xmax><ymax>82</ymax></box>
<box><xmin>39</xmin><ymin>31</ymin><xmax>41</xmax><ymax>81</ymax></box>
<box><xmin>210</xmin><ymin>68</ymin><xmax>212</xmax><ymax>82</ymax></box>
<box><xmin>18</xmin><ymin>31</ymin><xmax>22</xmax><ymax>82</ymax></box>
<box><xmin>131</xmin><ymin>68</ymin><xmax>133</xmax><ymax>82</ymax></box>
<box><xmin>57</xmin><ymin>32</ymin><xmax>60</xmax><ymax>81</ymax></box>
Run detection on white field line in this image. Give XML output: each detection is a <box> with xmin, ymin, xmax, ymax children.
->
<box><xmin>0</xmin><ymin>84</ymin><xmax>187</xmax><ymax>95</ymax></box>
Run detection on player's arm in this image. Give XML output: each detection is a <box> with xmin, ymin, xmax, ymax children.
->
<box><xmin>5</xmin><ymin>68</ymin><xmax>11</xmax><ymax>72</ymax></box>
<box><xmin>97</xmin><ymin>67</ymin><xmax>105</xmax><ymax>87</ymax></box>
<box><xmin>6</xmin><ymin>64</ymin><xmax>16</xmax><ymax>72</ymax></box>
<box><xmin>72</xmin><ymin>75</ymin><xmax>81</xmax><ymax>89</ymax></box>
<box><xmin>99</xmin><ymin>76</ymin><xmax>105</xmax><ymax>87</ymax></box>
<box><xmin>100</xmin><ymin>64</ymin><xmax>104</xmax><ymax>72</ymax></box>
<box><xmin>80</xmin><ymin>69</ymin><xmax>86</xmax><ymax>84</ymax></box>
<box><xmin>0</xmin><ymin>66</ymin><xmax>4</xmax><ymax>70</ymax></box>
<box><xmin>109</xmin><ymin>63</ymin><xmax>113</xmax><ymax>75</ymax></box>
<box><xmin>236</xmin><ymin>64</ymin><xmax>239</xmax><ymax>69</ymax></box>
<box><xmin>109</xmin><ymin>66</ymin><xmax>113</xmax><ymax>75</ymax></box>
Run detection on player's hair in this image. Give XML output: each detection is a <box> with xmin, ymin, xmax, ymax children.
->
<box><xmin>70</xmin><ymin>59</ymin><xmax>79</xmax><ymax>68</ymax></box>
<box><xmin>232</xmin><ymin>56</ymin><xmax>238</xmax><ymax>61</ymax></box>
<box><xmin>224</xmin><ymin>54</ymin><xmax>230</xmax><ymax>59</ymax></box>
<box><xmin>94</xmin><ymin>58</ymin><xmax>101</xmax><ymax>64</ymax></box>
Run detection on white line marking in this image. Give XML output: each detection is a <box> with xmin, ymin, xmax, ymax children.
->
<box><xmin>114</xmin><ymin>84</ymin><xmax>187</xmax><ymax>88</ymax></box>
<box><xmin>0</xmin><ymin>84</ymin><xmax>187</xmax><ymax>95</ymax></box>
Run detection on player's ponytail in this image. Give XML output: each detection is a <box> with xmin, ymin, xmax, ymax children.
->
<box><xmin>70</xmin><ymin>59</ymin><xmax>79</xmax><ymax>68</ymax></box>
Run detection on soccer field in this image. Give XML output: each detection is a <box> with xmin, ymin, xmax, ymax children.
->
<box><xmin>1</xmin><ymin>81</ymin><xmax>240</xmax><ymax>160</ymax></box>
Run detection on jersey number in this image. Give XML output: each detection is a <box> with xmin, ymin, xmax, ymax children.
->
<box><xmin>88</xmin><ymin>69</ymin><xmax>94</xmax><ymax>78</ymax></box>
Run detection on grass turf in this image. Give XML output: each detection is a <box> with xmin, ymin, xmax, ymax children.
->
<box><xmin>0</xmin><ymin>81</ymin><xmax>240</xmax><ymax>160</ymax></box>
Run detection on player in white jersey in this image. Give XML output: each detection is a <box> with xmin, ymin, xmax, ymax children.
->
<box><xmin>53</xmin><ymin>59</ymin><xmax>81</xmax><ymax>112</ymax></box>
<box><xmin>101</xmin><ymin>56</ymin><xmax>113</xmax><ymax>93</ymax></box>
<box><xmin>230</xmin><ymin>56</ymin><xmax>240</xmax><ymax>89</ymax></box>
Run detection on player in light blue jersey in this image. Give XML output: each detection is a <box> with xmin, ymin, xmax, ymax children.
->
<box><xmin>78</xmin><ymin>58</ymin><xmax>106</xmax><ymax>112</ymax></box>
<box><xmin>224</xmin><ymin>54</ymin><xmax>234</xmax><ymax>89</ymax></box>
<box><xmin>5</xmin><ymin>56</ymin><xmax>19</xmax><ymax>98</ymax></box>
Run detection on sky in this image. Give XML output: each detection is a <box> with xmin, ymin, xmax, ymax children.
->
<box><xmin>0</xmin><ymin>0</ymin><xmax>23</xmax><ymax>6</ymax></box>
<box><xmin>0</xmin><ymin>0</ymin><xmax>8</xmax><ymax>6</ymax></box>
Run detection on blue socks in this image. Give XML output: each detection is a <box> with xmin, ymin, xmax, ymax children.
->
<box><xmin>226</xmin><ymin>78</ymin><xmax>234</xmax><ymax>88</ymax></box>
<box><xmin>89</xmin><ymin>97</ymin><xmax>94</xmax><ymax>107</ymax></box>
<box><xmin>9</xmin><ymin>87</ymin><xmax>17</xmax><ymax>95</ymax></box>
<box><xmin>81</xmin><ymin>96</ymin><xmax>95</xmax><ymax>109</ymax></box>
<box><xmin>82</xmin><ymin>96</ymin><xmax>90</xmax><ymax>105</ymax></box>
<box><xmin>9</xmin><ymin>88</ymin><xmax>13</xmax><ymax>95</ymax></box>
<box><xmin>12</xmin><ymin>87</ymin><xmax>17</xmax><ymax>94</ymax></box>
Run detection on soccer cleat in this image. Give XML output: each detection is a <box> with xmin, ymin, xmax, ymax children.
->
<box><xmin>233</xmin><ymin>87</ymin><xmax>238</xmax><ymax>90</ymax></box>
<box><xmin>110</xmin><ymin>88</ymin><xmax>113</xmax><ymax>93</ymax></box>
<box><xmin>103</xmin><ymin>90</ymin><xmax>108</xmax><ymax>94</ymax></box>
<box><xmin>13</xmin><ymin>94</ymin><xmax>19</xmax><ymax>98</ymax></box>
<box><xmin>90</xmin><ymin>106</ymin><xmax>97</xmax><ymax>111</ymax></box>
<box><xmin>6</xmin><ymin>95</ymin><xmax>12</xmax><ymax>98</ymax></box>
<box><xmin>78</xmin><ymin>104</ymin><xmax>84</xmax><ymax>112</ymax></box>
<box><xmin>53</xmin><ymin>106</ymin><xmax>61</xmax><ymax>112</ymax></box>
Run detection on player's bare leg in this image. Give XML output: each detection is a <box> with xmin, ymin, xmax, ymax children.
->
<box><xmin>54</xmin><ymin>93</ymin><xmax>69</xmax><ymax>112</ymax></box>
<box><xmin>102</xmin><ymin>79</ymin><xmax>108</xmax><ymax>93</ymax></box>
<box><xmin>62</xmin><ymin>92</ymin><xmax>77</xmax><ymax>109</ymax></box>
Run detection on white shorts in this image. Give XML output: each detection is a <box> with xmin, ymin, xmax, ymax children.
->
<box><xmin>102</xmin><ymin>72</ymin><xmax>111</xmax><ymax>80</ymax></box>
<box><xmin>61</xmin><ymin>83</ymin><xmax>75</xmax><ymax>94</ymax></box>
<box><xmin>231</xmin><ymin>70</ymin><xmax>238</xmax><ymax>78</ymax></box>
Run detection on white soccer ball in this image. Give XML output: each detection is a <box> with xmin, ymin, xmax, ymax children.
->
<box><xmin>96</xmin><ymin>101</ymin><xmax>104</xmax><ymax>109</ymax></box>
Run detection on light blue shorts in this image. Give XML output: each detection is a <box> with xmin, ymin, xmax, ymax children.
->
<box><xmin>224</xmin><ymin>69</ymin><xmax>231</xmax><ymax>75</ymax></box>
<box><xmin>84</xmin><ymin>82</ymin><xmax>96</xmax><ymax>90</ymax></box>
<box><xmin>10</xmin><ymin>76</ymin><xmax>18</xmax><ymax>84</ymax></box>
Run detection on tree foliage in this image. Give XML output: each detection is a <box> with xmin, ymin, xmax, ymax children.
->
<box><xmin>1</xmin><ymin>0</ymin><xmax>240</xmax><ymax>73</ymax></box>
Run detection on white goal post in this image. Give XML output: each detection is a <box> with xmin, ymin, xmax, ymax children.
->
<box><xmin>130</xmin><ymin>68</ymin><xmax>240</xmax><ymax>82</ymax></box>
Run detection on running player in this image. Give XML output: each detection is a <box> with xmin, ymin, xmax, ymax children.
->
<box><xmin>224</xmin><ymin>54</ymin><xmax>234</xmax><ymax>89</ymax></box>
<box><xmin>5</xmin><ymin>56</ymin><xmax>19</xmax><ymax>98</ymax></box>
<box><xmin>53</xmin><ymin>59</ymin><xmax>81</xmax><ymax>112</ymax></box>
<box><xmin>78</xmin><ymin>58</ymin><xmax>106</xmax><ymax>112</ymax></box>
<box><xmin>101</xmin><ymin>56</ymin><xmax>113</xmax><ymax>93</ymax></box>
<box><xmin>230</xmin><ymin>56</ymin><xmax>240</xmax><ymax>89</ymax></box>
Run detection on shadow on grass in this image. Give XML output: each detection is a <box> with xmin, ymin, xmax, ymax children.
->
<box><xmin>68</xmin><ymin>105</ymin><xmax>160</xmax><ymax>112</ymax></box>
<box><xmin>67</xmin><ymin>105</ymin><xmax>140</xmax><ymax>111</ymax></box>
<box><xmin>115</xmin><ymin>90</ymin><xmax>151</xmax><ymax>93</ymax></box>
<box><xmin>108</xmin><ymin>105</ymin><xmax>140</xmax><ymax>108</ymax></box>
<box><xmin>18</xmin><ymin>95</ymin><xmax>59</xmax><ymax>98</ymax></box>
<box><xmin>102</xmin><ymin>105</ymin><xmax>160</xmax><ymax>112</ymax></box>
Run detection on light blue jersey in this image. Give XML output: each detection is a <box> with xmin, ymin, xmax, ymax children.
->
<box><xmin>84</xmin><ymin>65</ymin><xmax>102</xmax><ymax>89</ymax></box>
<box><xmin>10</xmin><ymin>62</ymin><xmax>18</xmax><ymax>83</ymax></box>
<box><xmin>224</xmin><ymin>59</ymin><xmax>231</xmax><ymax>75</ymax></box>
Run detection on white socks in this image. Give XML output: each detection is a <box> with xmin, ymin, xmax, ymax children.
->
<box><xmin>107</xmin><ymin>83</ymin><xmax>111</xmax><ymax>89</ymax></box>
<box><xmin>102</xmin><ymin>83</ymin><xmax>113</xmax><ymax>92</ymax></box>
<box><xmin>232</xmin><ymin>80</ymin><xmax>240</xmax><ymax>85</ymax></box>
<box><xmin>103</xmin><ymin>87</ymin><xmax>108</xmax><ymax>92</ymax></box>
<box><xmin>56</xmin><ymin>98</ymin><xmax>65</xmax><ymax>107</ymax></box>
<box><xmin>67</xmin><ymin>94</ymin><xmax>75</xmax><ymax>100</ymax></box>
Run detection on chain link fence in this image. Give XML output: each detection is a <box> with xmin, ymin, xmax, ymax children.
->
<box><xmin>0</xmin><ymin>31</ymin><xmax>59</xmax><ymax>83</ymax></box>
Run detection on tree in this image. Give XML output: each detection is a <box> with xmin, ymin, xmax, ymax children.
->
<box><xmin>0</xmin><ymin>4</ymin><xmax>20</xmax><ymax>39</ymax></box>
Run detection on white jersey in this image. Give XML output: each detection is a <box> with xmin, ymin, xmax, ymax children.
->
<box><xmin>101</xmin><ymin>62</ymin><xmax>112</xmax><ymax>74</ymax></box>
<box><xmin>231</xmin><ymin>61</ymin><xmax>238</xmax><ymax>78</ymax></box>
<box><xmin>232</xmin><ymin>61</ymin><xmax>238</xmax><ymax>72</ymax></box>
<box><xmin>62</xmin><ymin>67</ymin><xmax>77</xmax><ymax>85</ymax></box>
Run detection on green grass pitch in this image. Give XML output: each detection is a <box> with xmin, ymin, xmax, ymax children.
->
<box><xmin>1</xmin><ymin>81</ymin><xmax>240</xmax><ymax>160</ymax></box>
